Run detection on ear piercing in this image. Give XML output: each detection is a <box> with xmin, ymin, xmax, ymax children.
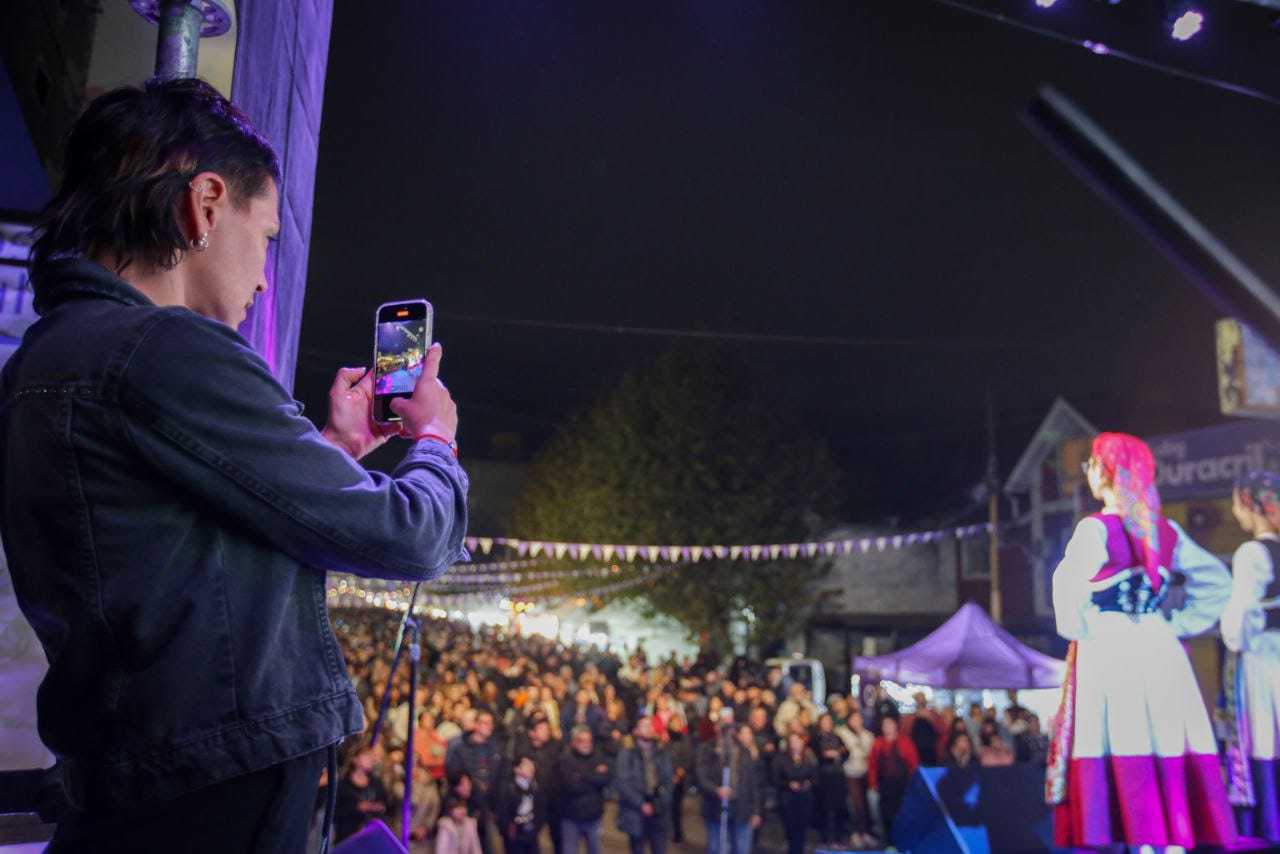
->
<box><xmin>192</xmin><ymin>232</ymin><xmax>210</xmax><ymax>252</ymax></box>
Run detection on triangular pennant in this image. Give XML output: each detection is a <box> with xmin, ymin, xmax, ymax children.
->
<box><xmin>787</xmin><ymin>544</ymin><xmax>800</xmax><ymax>558</ymax></box>
<box><xmin>465</xmin><ymin>537</ymin><xmax>479</xmax><ymax>551</ymax></box>
<box><xmin>479</xmin><ymin>537</ymin><xmax>494</xmax><ymax>554</ymax></box>
<box><xmin>691</xmin><ymin>546</ymin><xmax>703</xmax><ymax>562</ymax></box>
<box><xmin>516</xmin><ymin>541</ymin><xmax>529</xmax><ymax>557</ymax></box>
<box><xmin>713</xmin><ymin>546</ymin><xmax>727</xmax><ymax>559</ymax></box>
<box><xmin>876</xmin><ymin>537</ymin><xmax>888</xmax><ymax>552</ymax></box>
<box><xmin>824</xmin><ymin>542</ymin><xmax>837</xmax><ymax>555</ymax></box>
<box><xmin>860</xmin><ymin>539</ymin><xmax>872</xmax><ymax>554</ymax></box>
<box><xmin>806</xmin><ymin>543</ymin><xmax>819</xmax><ymax>557</ymax></box>
<box><xmin>730</xmin><ymin>545</ymin><xmax>742</xmax><ymax>560</ymax></box>
<box><xmin>892</xmin><ymin>535</ymin><xmax>903</xmax><ymax>549</ymax></box>
<box><xmin>750</xmin><ymin>545</ymin><xmax>762</xmax><ymax>560</ymax></box>
<box><xmin>647</xmin><ymin>546</ymin><xmax>660</xmax><ymax>562</ymax></box>
<box><xmin>603</xmin><ymin>545</ymin><xmax>615</xmax><ymax>562</ymax></box>
<box><xmin>770</xmin><ymin>545</ymin><xmax>783</xmax><ymax>559</ymax></box>
<box><xmin>680</xmin><ymin>547</ymin><xmax>692</xmax><ymax>562</ymax></box>
<box><xmin>554</xmin><ymin>543</ymin><xmax>569</xmax><ymax>560</ymax></box>
<box><xmin>530</xmin><ymin>542</ymin><xmax>544</xmax><ymax>558</ymax></box>
<box><xmin>592</xmin><ymin>545</ymin><xmax>604</xmax><ymax>560</ymax></box>
<box><xmin>625</xmin><ymin>545</ymin><xmax>638</xmax><ymax>562</ymax></box>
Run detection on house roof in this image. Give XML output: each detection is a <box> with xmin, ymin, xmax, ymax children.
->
<box><xmin>1004</xmin><ymin>398</ymin><xmax>1097</xmax><ymax>494</ymax></box>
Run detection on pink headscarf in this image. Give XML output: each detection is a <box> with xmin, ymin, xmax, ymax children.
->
<box><xmin>1092</xmin><ymin>432</ymin><xmax>1164</xmax><ymax>592</ymax></box>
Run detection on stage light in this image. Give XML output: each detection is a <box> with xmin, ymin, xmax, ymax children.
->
<box><xmin>1171</xmin><ymin>8</ymin><xmax>1204</xmax><ymax>40</ymax></box>
<box><xmin>1034</xmin><ymin>0</ymin><xmax>1058</xmax><ymax>7</ymax></box>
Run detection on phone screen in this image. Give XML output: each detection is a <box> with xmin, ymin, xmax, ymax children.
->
<box><xmin>374</xmin><ymin>300</ymin><xmax>432</xmax><ymax>422</ymax></box>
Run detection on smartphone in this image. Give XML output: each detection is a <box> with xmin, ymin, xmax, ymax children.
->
<box><xmin>372</xmin><ymin>299</ymin><xmax>433</xmax><ymax>423</ymax></box>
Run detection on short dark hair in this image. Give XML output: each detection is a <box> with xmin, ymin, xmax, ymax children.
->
<box><xmin>32</xmin><ymin>77</ymin><xmax>279</xmax><ymax>280</ymax></box>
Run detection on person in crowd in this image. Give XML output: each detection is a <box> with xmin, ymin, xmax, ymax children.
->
<box><xmin>447</xmin><ymin>710</ymin><xmax>507</xmax><ymax>854</ymax></box>
<box><xmin>1222</xmin><ymin>469</ymin><xmax>1280</xmax><ymax>841</ymax></box>
<box><xmin>335</xmin><ymin>738</ymin><xmax>391</xmax><ymax>845</ymax></box>
<box><xmin>964</xmin><ymin>702</ymin><xmax>985</xmax><ymax>747</ymax></box>
<box><xmin>616</xmin><ymin>717</ymin><xmax>674</xmax><ymax>854</ymax></box>
<box><xmin>907</xmin><ymin>693</ymin><xmax>944</xmax><ymax>766</ymax></box>
<box><xmin>1050</xmin><ymin>433</ymin><xmax>1234</xmax><ymax>848</ymax></box>
<box><xmin>563</xmin><ymin>689</ymin><xmax>605</xmax><ymax>736</ymax></box>
<box><xmin>696</xmin><ymin>720</ymin><xmax>763</xmax><ymax>854</ymax></box>
<box><xmin>417</xmin><ymin>709</ymin><xmax>450</xmax><ymax>783</ymax></box>
<box><xmin>600</xmin><ymin>695</ymin><xmax>631</xmax><ymax>761</ymax></box>
<box><xmin>828</xmin><ymin>695</ymin><xmax>850</xmax><ymax>728</ymax></box>
<box><xmin>699</xmin><ymin>695</ymin><xmax>727</xmax><ymax>742</ymax></box>
<box><xmin>947</xmin><ymin>731</ymin><xmax>976</xmax><ymax>769</ymax></box>
<box><xmin>812</xmin><ymin>712</ymin><xmax>850</xmax><ymax>846</ymax></box>
<box><xmin>557</xmin><ymin>726</ymin><xmax>612</xmax><ymax>854</ymax></box>
<box><xmin>397</xmin><ymin>763</ymin><xmax>442</xmax><ymax>854</ymax></box>
<box><xmin>437</xmin><ymin>796</ymin><xmax>484</xmax><ymax>854</ymax></box>
<box><xmin>666</xmin><ymin>707</ymin><xmax>696</xmax><ymax>845</ymax></box>
<box><xmin>871</xmin><ymin>686</ymin><xmax>899</xmax><ymax>734</ymax></box>
<box><xmin>496</xmin><ymin>754</ymin><xmax>544</xmax><ymax>854</ymax></box>
<box><xmin>978</xmin><ymin>731</ymin><xmax>1015</xmax><ymax>767</ymax></box>
<box><xmin>515</xmin><ymin>715</ymin><xmax>563</xmax><ymax>853</ymax></box>
<box><xmin>868</xmin><ymin>716</ymin><xmax>918</xmax><ymax>841</ymax></box>
<box><xmin>772</xmin><ymin>731</ymin><xmax>817</xmax><ymax>854</ymax></box>
<box><xmin>774</xmin><ymin>682</ymin><xmax>819</xmax><ymax>738</ymax></box>
<box><xmin>4</xmin><ymin>77</ymin><xmax>468</xmax><ymax>852</ymax></box>
<box><xmin>836</xmin><ymin>709</ymin><xmax>876</xmax><ymax>849</ymax></box>
<box><xmin>1017</xmin><ymin>714</ymin><xmax>1049</xmax><ymax>765</ymax></box>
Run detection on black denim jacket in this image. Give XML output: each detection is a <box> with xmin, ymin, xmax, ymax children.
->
<box><xmin>0</xmin><ymin>259</ymin><xmax>469</xmax><ymax>811</ymax></box>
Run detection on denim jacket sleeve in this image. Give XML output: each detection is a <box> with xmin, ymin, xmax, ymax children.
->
<box><xmin>118</xmin><ymin>309</ymin><xmax>469</xmax><ymax>581</ymax></box>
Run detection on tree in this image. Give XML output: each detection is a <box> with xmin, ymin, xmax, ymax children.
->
<box><xmin>512</xmin><ymin>345</ymin><xmax>841</xmax><ymax>654</ymax></box>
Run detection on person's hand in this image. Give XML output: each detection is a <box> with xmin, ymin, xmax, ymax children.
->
<box><xmin>389</xmin><ymin>343</ymin><xmax>458</xmax><ymax>443</ymax></box>
<box><xmin>596</xmin><ymin>764</ymin><xmax>609</xmax><ymax>774</ymax></box>
<box><xmin>789</xmin><ymin>781</ymin><xmax>801</xmax><ymax>791</ymax></box>
<box><xmin>641</xmin><ymin>803</ymin><xmax>654</xmax><ymax>817</ymax></box>
<box><xmin>749</xmin><ymin>815</ymin><xmax>762</xmax><ymax>830</ymax></box>
<box><xmin>321</xmin><ymin>367</ymin><xmax>399</xmax><ymax>460</ymax></box>
<box><xmin>716</xmin><ymin>786</ymin><xmax>732</xmax><ymax>801</ymax></box>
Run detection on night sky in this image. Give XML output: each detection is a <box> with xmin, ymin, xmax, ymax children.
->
<box><xmin>297</xmin><ymin>1</ymin><xmax>1280</xmax><ymax>522</ymax></box>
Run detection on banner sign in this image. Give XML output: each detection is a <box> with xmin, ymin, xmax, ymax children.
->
<box><xmin>1149</xmin><ymin>420</ymin><xmax>1280</xmax><ymax>502</ymax></box>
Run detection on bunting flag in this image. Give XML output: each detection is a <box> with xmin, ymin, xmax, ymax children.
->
<box><xmin>325</xmin><ymin>523</ymin><xmax>994</xmax><ymax>614</ymax></box>
<box><xmin>460</xmin><ymin>523</ymin><xmax>989</xmax><ymax>562</ymax></box>
<box><xmin>326</xmin><ymin>564</ymin><xmax>678</xmax><ymax>612</ymax></box>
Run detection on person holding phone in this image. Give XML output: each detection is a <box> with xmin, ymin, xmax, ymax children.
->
<box><xmin>0</xmin><ymin>77</ymin><xmax>469</xmax><ymax>852</ymax></box>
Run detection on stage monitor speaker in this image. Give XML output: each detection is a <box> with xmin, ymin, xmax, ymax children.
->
<box><xmin>893</xmin><ymin>764</ymin><xmax>1053</xmax><ymax>854</ymax></box>
<box><xmin>331</xmin><ymin>819</ymin><xmax>408</xmax><ymax>854</ymax></box>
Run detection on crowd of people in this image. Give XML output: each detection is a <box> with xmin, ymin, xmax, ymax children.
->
<box><xmin>315</xmin><ymin>610</ymin><xmax>1050</xmax><ymax>854</ymax></box>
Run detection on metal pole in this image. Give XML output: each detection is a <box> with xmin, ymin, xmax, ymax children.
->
<box><xmin>154</xmin><ymin>1</ymin><xmax>203</xmax><ymax>81</ymax></box>
<box><xmin>402</xmin><ymin>610</ymin><xmax>421</xmax><ymax>848</ymax></box>
<box><xmin>1024</xmin><ymin>86</ymin><xmax>1280</xmax><ymax>353</ymax></box>
<box><xmin>987</xmin><ymin>391</ymin><xmax>1002</xmax><ymax>624</ymax></box>
<box><xmin>370</xmin><ymin>582</ymin><xmax>423</xmax><ymax>747</ymax></box>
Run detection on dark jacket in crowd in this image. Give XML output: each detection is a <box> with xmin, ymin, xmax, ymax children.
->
<box><xmin>557</xmin><ymin>748</ymin><xmax>612</xmax><ymax>822</ymax></box>
<box><xmin>446</xmin><ymin>734</ymin><xmax>508</xmax><ymax>807</ymax></box>
<box><xmin>515</xmin><ymin>735</ymin><xmax>562</xmax><ymax>805</ymax></box>
<box><xmin>0</xmin><ymin>259</ymin><xmax>470</xmax><ymax>811</ymax></box>
<box><xmin>615</xmin><ymin>742</ymin><xmax>674</xmax><ymax>836</ymax></box>
<box><xmin>772</xmin><ymin>748</ymin><xmax>818</xmax><ymax>808</ymax></box>
<box><xmin>695</xmin><ymin>739</ymin><xmax>763</xmax><ymax>825</ymax></box>
<box><xmin>495</xmin><ymin>774</ymin><xmax>545</xmax><ymax>842</ymax></box>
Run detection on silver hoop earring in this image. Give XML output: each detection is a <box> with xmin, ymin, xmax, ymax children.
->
<box><xmin>192</xmin><ymin>232</ymin><xmax>209</xmax><ymax>252</ymax></box>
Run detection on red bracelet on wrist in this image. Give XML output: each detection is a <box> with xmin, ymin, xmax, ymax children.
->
<box><xmin>415</xmin><ymin>433</ymin><xmax>458</xmax><ymax>458</ymax></box>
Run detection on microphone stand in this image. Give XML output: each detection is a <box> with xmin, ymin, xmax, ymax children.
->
<box><xmin>369</xmin><ymin>581</ymin><xmax>423</xmax><ymax>848</ymax></box>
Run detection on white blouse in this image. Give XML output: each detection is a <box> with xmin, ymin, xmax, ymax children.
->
<box><xmin>1221</xmin><ymin>534</ymin><xmax>1280</xmax><ymax>655</ymax></box>
<box><xmin>1052</xmin><ymin>515</ymin><xmax>1231</xmax><ymax>642</ymax></box>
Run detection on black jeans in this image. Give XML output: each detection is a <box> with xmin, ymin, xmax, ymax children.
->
<box><xmin>670</xmin><ymin>776</ymin><xmax>689</xmax><ymax>841</ymax></box>
<box><xmin>49</xmin><ymin>749</ymin><xmax>327</xmax><ymax>854</ymax></box>
<box><xmin>627</xmin><ymin>814</ymin><xmax>668</xmax><ymax>854</ymax></box>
